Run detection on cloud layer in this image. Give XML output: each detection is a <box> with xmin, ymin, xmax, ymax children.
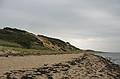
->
<box><xmin>0</xmin><ymin>0</ymin><xmax>120</xmax><ymax>52</ymax></box>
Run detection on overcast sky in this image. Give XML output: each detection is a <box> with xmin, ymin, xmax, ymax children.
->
<box><xmin>0</xmin><ymin>0</ymin><xmax>120</xmax><ymax>52</ymax></box>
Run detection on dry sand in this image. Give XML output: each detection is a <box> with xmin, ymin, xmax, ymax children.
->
<box><xmin>0</xmin><ymin>53</ymin><xmax>120</xmax><ymax>79</ymax></box>
<box><xmin>0</xmin><ymin>53</ymin><xmax>83</xmax><ymax>76</ymax></box>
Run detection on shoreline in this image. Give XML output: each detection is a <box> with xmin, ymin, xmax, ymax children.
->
<box><xmin>0</xmin><ymin>53</ymin><xmax>120</xmax><ymax>79</ymax></box>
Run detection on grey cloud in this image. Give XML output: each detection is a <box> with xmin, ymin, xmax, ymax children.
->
<box><xmin>0</xmin><ymin>0</ymin><xmax>120</xmax><ymax>52</ymax></box>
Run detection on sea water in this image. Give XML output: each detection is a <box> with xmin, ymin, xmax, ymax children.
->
<box><xmin>95</xmin><ymin>53</ymin><xmax>120</xmax><ymax>65</ymax></box>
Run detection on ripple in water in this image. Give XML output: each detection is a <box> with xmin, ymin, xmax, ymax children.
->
<box><xmin>95</xmin><ymin>53</ymin><xmax>120</xmax><ymax>65</ymax></box>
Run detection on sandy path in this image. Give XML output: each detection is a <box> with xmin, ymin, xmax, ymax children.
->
<box><xmin>0</xmin><ymin>53</ymin><xmax>83</xmax><ymax>75</ymax></box>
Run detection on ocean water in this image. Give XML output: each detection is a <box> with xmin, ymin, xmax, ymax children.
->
<box><xmin>95</xmin><ymin>53</ymin><xmax>120</xmax><ymax>65</ymax></box>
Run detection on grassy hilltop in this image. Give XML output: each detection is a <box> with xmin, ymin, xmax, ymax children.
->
<box><xmin>0</xmin><ymin>27</ymin><xmax>80</xmax><ymax>56</ymax></box>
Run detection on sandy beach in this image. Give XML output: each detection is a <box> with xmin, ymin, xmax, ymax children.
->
<box><xmin>0</xmin><ymin>53</ymin><xmax>83</xmax><ymax>76</ymax></box>
<box><xmin>0</xmin><ymin>53</ymin><xmax>120</xmax><ymax>79</ymax></box>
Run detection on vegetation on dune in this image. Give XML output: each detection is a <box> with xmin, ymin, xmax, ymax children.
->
<box><xmin>0</xmin><ymin>27</ymin><xmax>46</xmax><ymax>49</ymax></box>
<box><xmin>0</xmin><ymin>39</ymin><xmax>21</xmax><ymax>47</ymax></box>
<box><xmin>0</xmin><ymin>27</ymin><xmax>81</xmax><ymax>56</ymax></box>
<box><xmin>0</xmin><ymin>27</ymin><xmax>80</xmax><ymax>51</ymax></box>
<box><xmin>37</xmin><ymin>35</ymin><xmax>80</xmax><ymax>51</ymax></box>
<box><xmin>0</xmin><ymin>46</ymin><xmax>80</xmax><ymax>56</ymax></box>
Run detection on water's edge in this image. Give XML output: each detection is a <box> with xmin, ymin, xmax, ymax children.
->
<box><xmin>95</xmin><ymin>52</ymin><xmax>120</xmax><ymax>65</ymax></box>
